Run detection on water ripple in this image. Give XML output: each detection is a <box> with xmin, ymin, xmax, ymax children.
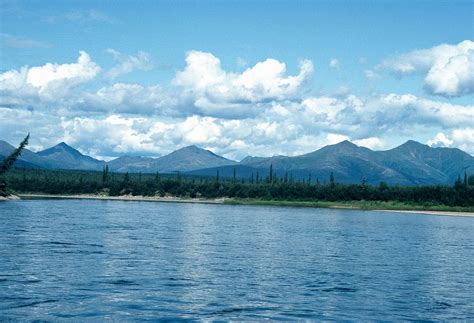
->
<box><xmin>1</xmin><ymin>199</ymin><xmax>473</xmax><ymax>320</ymax></box>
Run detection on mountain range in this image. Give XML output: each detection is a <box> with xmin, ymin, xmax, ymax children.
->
<box><xmin>1</xmin><ymin>139</ymin><xmax>473</xmax><ymax>185</ymax></box>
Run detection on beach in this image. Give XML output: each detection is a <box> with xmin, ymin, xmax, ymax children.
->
<box><xmin>16</xmin><ymin>194</ymin><xmax>474</xmax><ymax>217</ymax></box>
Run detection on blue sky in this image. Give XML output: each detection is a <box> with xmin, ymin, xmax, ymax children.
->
<box><xmin>0</xmin><ymin>0</ymin><xmax>473</xmax><ymax>159</ymax></box>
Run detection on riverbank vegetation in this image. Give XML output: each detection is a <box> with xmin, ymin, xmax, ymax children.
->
<box><xmin>225</xmin><ymin>199</ymin><xmax>474</xmax><ymax>212</ymax></box>
<box><xmin>0</xmin><ymin>134</ymin><xmax>29</xmax><ymax>198</ymax></box>
<box><xmin>3</xmin><ymin>167</ymin><xmax>473</xmax><ymax>208</ymax></box>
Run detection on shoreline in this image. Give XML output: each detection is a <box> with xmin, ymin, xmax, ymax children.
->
<box><xmin>16</xmin><ymin>194</ymin><xmax>474</xmax><ymax>217</ymax></box>
<box><xmin>374</xmin><ymin>209</ymin><xmax>474</xmax><ymax>217</ymax></box>
<box><xmin>18</xmin><ymin>193</ymin><xmax>226</xmax><ymax>205</ymax></box>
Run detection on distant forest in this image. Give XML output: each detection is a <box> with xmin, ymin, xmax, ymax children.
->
<box><xmin>4</xmin><ymin>166</ymin><xmax>474</xmax><ymax>207</ymax></box>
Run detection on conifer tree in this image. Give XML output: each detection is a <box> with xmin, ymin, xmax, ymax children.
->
<box><xmin>0</xmin><ymin>133</ymin><xmax>29</xmax><ymax>176</ymax></box>
<box><xmin>0</xmin><ymin>133</ymin><xmax>29</xmax><ymax>196</ymax></box>
<box><xmin>124</xmin><ymin>172</ymin><xmax>130</xmax><ymax>184</ymax></box>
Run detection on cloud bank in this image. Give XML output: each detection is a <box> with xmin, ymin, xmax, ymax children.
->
<box><xmin>1</xmin><ymin>44</ymin><xmax>473</xmax><ymax>159</ymax></box>
<box><xmin>381</xmin><ymin>40</ymin><xmax>474</xmax><ymax>96</ymax></box>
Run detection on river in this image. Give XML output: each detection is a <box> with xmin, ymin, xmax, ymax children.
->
<box><xmin>1</xmin><ymin>199</ymin><xmax>473</xmax><ymax>320</ymax></box>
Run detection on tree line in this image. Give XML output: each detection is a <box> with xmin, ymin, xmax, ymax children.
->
<box><xmin>4</xmin><ymin>166</ymin><xmax>474</xmax><ymax>207</ymax></box>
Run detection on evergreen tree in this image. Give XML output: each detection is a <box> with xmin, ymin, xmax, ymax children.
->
<box><xmin>454</xmin><ymin>174</ymin><xmax>463</xmax><ymax>189</ymax></box>
<box><xmin>269</xmin><ymin>164</ymin><xmax>273</xmax><ymax>183</ymax></box>
<box><xmin>0</xmin><ymin>133</ymin><xmax>29</xmax><ymax>176</ymax></box>
<box><xmin>124</xmin><ymin>172</ymin><xmax>130</xmax><ymax>184</ymax></box>
<box><xmin>330</xmin><ymin>172</ymin><xmax>335</xmax><ymax>188</ymax></box>
<box><xmin>361</xmin><ymin>177</ymin><xmax>367</xmax><ymax>191</ymax></box>
<box><xmin>102</xmin><ymin>165</ymin><xmax>109</xmax><ymax>184</ymax></box>
<box><xmin>0</xmin><ymin>133</ymin><xmax>29</xmax><ymax>196</ymax></box>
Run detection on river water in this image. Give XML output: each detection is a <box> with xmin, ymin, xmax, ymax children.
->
<box><xmin>1</xmin><ymin>199</ymin><xmax>473</xmax><ymax>320</ymax></box>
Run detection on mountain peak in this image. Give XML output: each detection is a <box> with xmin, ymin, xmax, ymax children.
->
<box><xmin>40</xmin><ymin>142</ymin><xmax>81</xmax><ymax>155</ymax></box>
<box><xmin>335</xmin><ymin>140</ymin><xmax>357</xmax><ymax>147</ymax></box>
<box><xmin>403</xmin><ymin>139</ymin><xmax>424</xmax><ymax>146</ymax></box>
<box><xmin>37</xmin><ymin>142</ymin><xmax>104</xmax><ymax>170</ymax></box>
<box><xmin>323</xmin><ymin>140</ymin><xmax>360</xmax><ymax>152</ymax></box>
<box><xmin>55</xmin><ymin>142</ymin><xmax>76</xmax><ymax>151</ymax></box>
<box><xmin>397</xmin><ymin>140</ymin><xmax>430</xmax><ymax>151</ymax></box>
<box><xmin>180</xmin><ymin>145</ymin><xmax>201</xmax><ymax>151</ymax></box>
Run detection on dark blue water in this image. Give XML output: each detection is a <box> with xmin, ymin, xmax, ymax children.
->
<box><xmin>1</xmin><ymin>199</ymin><xmax>473</xmax><ymax>320</ymax></box>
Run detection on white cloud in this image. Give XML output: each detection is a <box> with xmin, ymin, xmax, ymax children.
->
<box><xmin>381</xmin><ymin>40</ymin><xmax>474</xmax><ymax>96</ymax></box>
<box><xmin>1</xmin><ymin>49</ymin><xmax>474</xmax><ymax>158</ymax></box>
<box><xmin>451</xmin><ymin>128</ymin><xmax>474</xmax><ymax>153</ymax></box>
<box><xmin>354</xmin><ymin>137</ymin><xmax>386</xmax><ymax>150</ymax></box>
<box><xmin>327</xmin><ymin>133</ymin><xmax>350</xmax><ymax>145</ymax></box>
<box><xmin>106</xmin><ymin>49</ymin><xmax>153</xmax><ymax>79</ymax></box>
<box><xmin>427</xmin><ymin>132</ymin><xmax>454</xmax><ymax>147</ymax></box>
<box><xmin>427</xmin><ymin>128</ymin><xmax>474</xmax><ymax>154</ymax></box>
<box><xmin>173</xmin><ymin>51</ymin><xmax>314</xmax><ymax>114</ymax></box>
<box><xmin>0</xmin><ymin>51</ymin><xmax>100</xmax><ymax>100</ymax></box>
<box><xmin>27</xmin><ymin>51</ymin><xmax>99</xmax><ymax>89</ymax></box>
<box><xmin>329</xmin><ymin>58</ymin><xmax>340</xmax><ymax>69</ymax></box>
<box><xmin>81</xmin><ymin>83</ymin><xmax>174</xmax><ymax>115</ymax></box>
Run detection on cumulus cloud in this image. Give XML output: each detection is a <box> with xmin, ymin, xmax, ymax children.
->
<box><xmin>79</xmin><ymin>83</ymin><xmax>176</xmax><ymax>115</ymax></box>
<box><xmin>106</xmin><ymin>49</ymin><xmax>153</xmax><ymax>79</ymax></box>
<box><xmin>0</xmin><ymin>51</ymin><xmax>100</xmax><ymax>100</ymax></box>
<box><xmin>381</xmin><ymin>40</ymin><xmax>474</xmax><ymax>96</ymax></box>
<box><xmin>327</xmin><ymin>133</ymin><xmax>349</xmax><ymax>145</ymax></box>
<box><xmin>173</xmin><ymin>51</ymin><xmax>314</xmax><ymax>114</ymax></box>
<box><xmin>1</xmin><ymin>49</ymin><xmax>473</xmax><ymax>158</ymax></box>
<box><xmin>427</xmin><ymin>128</ymin><xmax>474</xmax><ymax>154</ymax></box>
<box><xmin>427</xmin><ymin>132</ymin><xmax>454</xmax><ymax>147</ymax></box>
<box><xmin>354</xmin><ymin>137</ymin><xmax>386</xmax><ymax>150</ymax></box>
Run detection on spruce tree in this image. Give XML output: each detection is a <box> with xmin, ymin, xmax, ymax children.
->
<box><xmin>0</xmin><ymin>133</ymin><xmax>29</xmax><ymax>176</ymax></box>
<box><xmin>0</xmin><ymin>133</ymin><xmax>29</xmax><ymax>196</ymax></box>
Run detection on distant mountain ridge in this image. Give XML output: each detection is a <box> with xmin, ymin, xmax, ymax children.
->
<box><xmin>1</xmin><ymin>139</ymin><xmax>473</xmax><ymax>185</ymax></box>
<box><xmin>37</xmin><ymin>142</ymin><xmax>105</xmax><ymax>171</ymax></box>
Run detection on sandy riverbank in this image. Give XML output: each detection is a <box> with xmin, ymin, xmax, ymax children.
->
<box><xmin>18</xmin><ymin>193</ymin><xmax>226</xmax><ymax>205</ymax></box>
<box><xmin>374</xmin><ymin>209</ymin><xmax>474</xmax><ymax>217</ymax></box>
<box><xmin>15</xmin><ymin>194</ymin><xmax>474</xmax><ymax>217</ymax></box>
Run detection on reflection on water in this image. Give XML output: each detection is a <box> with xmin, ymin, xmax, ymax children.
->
<box><xmin>1</xmin><ymin>199</ymin><xmax>473</xmax><ymax>320</ymax></box>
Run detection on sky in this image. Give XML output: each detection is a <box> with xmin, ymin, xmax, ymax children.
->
<box><xmin>0</xmin><ymin>0</ymin><xmax>473</xmax><ymax>160</ymax></box>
